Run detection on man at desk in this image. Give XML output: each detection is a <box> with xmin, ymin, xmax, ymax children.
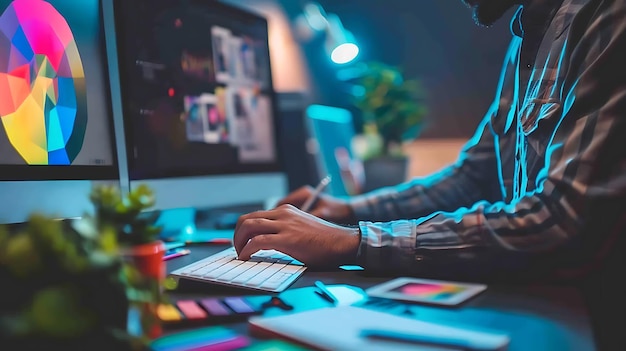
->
<box><xmin>234</xmin><ymin>0</ymin><xmax>625</xmax><ymax>349</ymax></box>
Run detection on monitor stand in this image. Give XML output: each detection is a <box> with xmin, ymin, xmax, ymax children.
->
<box><xmin>154</xmin><ymin>201</ymin><xmax>276</xmax><ymax>244</ymax></box>
<box><xmin>155</xmin><ymin>207</ymin><xmax>233</xmax><ymax>244</ymax></box>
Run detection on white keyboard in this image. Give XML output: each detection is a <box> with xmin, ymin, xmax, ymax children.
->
<box><xmin>169</xmin><ymin>247</ymin><xmax>307</xmax><ymax>293</ymax></box>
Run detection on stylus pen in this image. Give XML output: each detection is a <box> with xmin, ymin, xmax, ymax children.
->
<box><xmin>360</xmin><ymin>329</ymin><xmax>508</xmax><ymax>351</ymax></box>
<box><xmin>314</xmin><ymin>280</ymin><xmax>338</xmax><ymax>304</ymax></box>
<box><xmin>301</xmin><ymin>176</ymin><xmax>332</xmax><ymax>212</ymax></box>
<box><xmin>163</xmin><ymin>249</ymin><xmax>191</xmax><ymax>261</ymax></box>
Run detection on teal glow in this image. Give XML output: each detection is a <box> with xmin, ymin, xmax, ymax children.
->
<box><xmin>331</xmin><ymin>43</ymin><xmax>359</xmax><ymax>64</ymax></box>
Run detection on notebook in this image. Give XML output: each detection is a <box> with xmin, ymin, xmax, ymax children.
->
<box><xmin>249</xmin><ymin>305</ymin><xmax>510</xmax><ymax>351</ymax></box>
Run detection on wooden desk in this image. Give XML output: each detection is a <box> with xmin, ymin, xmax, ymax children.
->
<box><xmin>166</xmin><ymin>245</ymin><xmax>596</xmax><ymax>351</ymax></box>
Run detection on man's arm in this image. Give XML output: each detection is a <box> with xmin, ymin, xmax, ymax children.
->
<box><xmin>350</xmin><ymin>111</ymin><xmax>501</xmax><ymax>222</ymax></box>
<box><xmin>349</xmin><ymin>35</ymin><xmax>523</xmax><ymax>224</ymax></box>
<box><xmin>356</xmin><ymin>3</ymin><xmax>626</xmax><ymax>278</ymax></box>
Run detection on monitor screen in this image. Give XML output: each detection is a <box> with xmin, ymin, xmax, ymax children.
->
<box><xmin>114</xmin><ymin>0</ymin><xmax>280</xmax><ymax>181</ymax></box>
<box><xmin>0</xmin><ymin>0</ymin><xmax>120</xmax><ymax>223</ymax></box>
<box><xmin>0</xmin><ymin>0</ymin><xmax>117</xmax><ymax>177</ymax></box>
<box><xmin>111</xmin><ymin>0</ymin><xmax>286</xmax><ymax>235</ymax></box>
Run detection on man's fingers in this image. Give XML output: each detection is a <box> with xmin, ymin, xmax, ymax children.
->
<box><xmin>234</xmin><ymin>209</ymin><xmax>281</xmax><ymax>236</ymax></box>
<box><xmin>310</xmin><ymin>207</ymin><xmax>325</xmax><ymax>218</ymax></box>
<box><xmin>275</xmin><ymin>186</ymin><xmax>313</xmax><ymax>207</ymax></box>
<box><xmin>237</xmin><ymin>234</ymin><xmax>284</xmax><ymax>261</ymax></box>
<box><xmin>233</xmin><ymin>217</ymin><xmax>280</xmax><ymax>254</ymax></box>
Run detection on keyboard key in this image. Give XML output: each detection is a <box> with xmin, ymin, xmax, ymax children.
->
<box><xmin>189</xmin><ymin>257</ymin><xmax>232</xmax><ymax>277</ymax></box>
<box><xmin>252</xmin><ymin>250</ymin><xmax>275</xmax><ymax>258</ymax></box>
<box><xmin>217</xmin><ymin>262</ymin><xmax>258</xmax><ymax>281</ymax></box>
<box><xmin>275</xmin><ymin>258</ymin><xmax>293</xmax><ymax>264</ymax></box>
<box><xmin>244</xmin><ymin>264</ymin><xmax>286</xmax><ymax>287</ymax></box>
<box><xmin>259</xmin><ymin>274</ymin><xmax>293</xmax><ymax>290</ymax></box>
<box><xmin>230</xmin><ymin>262</ymin><xmax>272</xmax><ymax>283</ymax></box>
<box><xmin>203</xmin><ymin>260</ymin><xmax>243</xmax><ymax>279</ymax></box>
<box><xmin>278</xmin><ymin>265</ymin><xmax>303</xmax><ymax>274</ymax></box>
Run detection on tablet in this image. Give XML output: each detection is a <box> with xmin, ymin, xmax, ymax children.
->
<box><xmin>365</xmin><ymin>277</ymin><xmax>487</xmax><ymax>306</ymax></box>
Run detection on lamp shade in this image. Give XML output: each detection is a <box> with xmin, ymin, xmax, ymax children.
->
<box><xmin>324</xmin><ymin>14</ymin><xmax>359</xmax><ymax>64</ymax></box>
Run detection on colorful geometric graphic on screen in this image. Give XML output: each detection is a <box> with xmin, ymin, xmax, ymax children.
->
<box><xmin>0</xmin><ymin>0</ymin><xmax>87</xmax><ymax>165</ymax></box>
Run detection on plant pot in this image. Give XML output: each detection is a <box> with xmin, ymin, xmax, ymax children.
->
<box><xmin>124</xmin><ymin>241</ymin><xmax>166</xmax><ymax>281</ymax></box>
<box><xmin>362</xmin><ymin>156</ymin><xmax>409</xmax><ymax>193</ymax></box>
<box><xmin>122</xmin><ymin>240</ymin><xmax>166</xmax><ymax>339</ymax></box>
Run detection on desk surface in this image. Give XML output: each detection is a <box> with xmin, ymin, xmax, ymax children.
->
<box><xmin>165</xmin><ymin>245</ymin><xmax>596</xmax><ymax>351</ymax></box>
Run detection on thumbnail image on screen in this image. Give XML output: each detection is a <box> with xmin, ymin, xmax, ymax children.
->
<box><xmin>0</xmin><ymin>0</ymin><xmax>115</xmax><ymax>167</ymax></box>
<box><xmin>115</xmin><ymin>0</ymin><xmax>279</xmax><ymax>180</ymax></box>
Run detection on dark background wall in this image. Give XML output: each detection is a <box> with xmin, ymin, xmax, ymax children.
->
<box><xmin>224</xmin><ymin>0</ymin><xmax>515</xmax><ymax>138</ymax></box>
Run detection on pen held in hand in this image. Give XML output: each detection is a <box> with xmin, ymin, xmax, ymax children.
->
<box><xmin>301</xmin><ymin>176</ymin><xmax>332</xmax><ymax>213</ymax></box>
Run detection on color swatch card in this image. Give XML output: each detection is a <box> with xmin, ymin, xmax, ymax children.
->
<box><xmin>366</xmin><ymin>277</ymin><xmax>487</xmax><ymax>306</ymax></box>
<box><xmin>157</xmin><ymin>296</ymin><xmax>265</xmax><ymax>328</ymax></box>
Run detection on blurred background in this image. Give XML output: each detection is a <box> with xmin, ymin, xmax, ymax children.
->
<box><xmin>220</xmin><ymin>0</ymin><xmax>513</xmax><ymax>184</ymax></box>
<box><xmin>222</xmin><ymin>0</ymin><xmax>512</xmax><ymax>138</ymax></box>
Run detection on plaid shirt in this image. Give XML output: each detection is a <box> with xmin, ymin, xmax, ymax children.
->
<box><xmin>351</xmin><ymin>0</ymin><xmax>626</xmax><ymax>279</ymax></box>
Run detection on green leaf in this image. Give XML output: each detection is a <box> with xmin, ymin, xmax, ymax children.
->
<box><xmin>352</xmin><ymin>61</ymin><xmax>427</xmax><ymax>156</ymax></box>
<box><xmin>29</xmin><ymin>285</ymin><xmax>97</xmax><ymax>337</ymax></box>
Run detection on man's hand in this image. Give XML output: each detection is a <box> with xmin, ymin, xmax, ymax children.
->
<box><xmin>233</xmin><ymin>204</ymin><xmax>361</xmax><ymax>268</ymax></box>
<box><xmin>276</xmin><ymin>186</ymin><xmax>357</xmax><ymax>224</ymax></box>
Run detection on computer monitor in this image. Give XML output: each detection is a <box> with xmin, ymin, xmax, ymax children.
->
<box><xmin>110</xmin><ymin>0</ymin><xmax>286</xmax><ymax>239</ymax></box>
<box><xmin>0</xmin><ymin>0</ymin><xmax>121</xmax><ymax>224</ymax></box>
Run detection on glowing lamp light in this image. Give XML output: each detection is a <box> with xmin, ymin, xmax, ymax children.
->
<box><xmin>297</xmin><ymin>3</ymin><xmax>360</xmax><ymax>65</ymax></box>
<box><xmin>331</xmin><ymin>43</ymin><xmax>359</xmax><ymax>64</ymax></box>
<box><xmin>325</xmin><ymin>14</ymin><xmax>359</xmax><ymax>65</ymax></box>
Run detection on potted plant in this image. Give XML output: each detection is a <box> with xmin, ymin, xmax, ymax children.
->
<box><xmin>0</xmin><ymin>185</ymin><xmax>165</xmax><ymax>350</ymax></box>
<box><xmin>0</xmin><ymin>215</ymin><xmax>141</xmax><ymax>350</ymax></box>
<box><xmin>84</xmin><ymin>184</ymin><xmax>165</xmax><ymax>279</ymax></box>
<box><xmin>76</xmin><ymin>184</ymin><xmax>166</xmax><ymax>339</ymax></box>
<box><xmin>352</xmin><ymin>61</ymin><xmax>426</xmax><ymax>192</ymax></box>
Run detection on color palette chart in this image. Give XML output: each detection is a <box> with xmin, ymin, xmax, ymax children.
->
<box><xmin>391</xmin><ymin>282</ymin><xmax>467</xmax><ymax>301</ymax></box>
<box><xmin>0</xmin><ymin>0</ymin><xmax>86</xmax><ymax>164</ymax></box>
<box><xmin>152</xmin><ymin>295</ymin><xmax>307</xmax><ymax>351</ymax></box>
<box><xmin>156</xmin><ymin>296</ymin><xmax>267</xmax><ymax>328</ymax></box>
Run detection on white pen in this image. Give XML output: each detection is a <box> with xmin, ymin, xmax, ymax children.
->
<box><xmin>360</xmin><ymin>328</ymin><xmax>509</xmax><ymax>351</ymax></box>
<box><xmin>300</xmin><ymin>175</ymin><xmax>332</xmax><ymax>212</ymax></box>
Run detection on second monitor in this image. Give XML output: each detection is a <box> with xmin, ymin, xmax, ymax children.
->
<box><xmin>111</xmin><ymin>0</ymin><xmax>286</xmax><ymax>239</ymax></box>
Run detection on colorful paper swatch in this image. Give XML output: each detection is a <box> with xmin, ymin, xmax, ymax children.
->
<box><xmin>391</xmin><ymin>282</ymin><xmax>467</xmax><ymax>301</ymax></box>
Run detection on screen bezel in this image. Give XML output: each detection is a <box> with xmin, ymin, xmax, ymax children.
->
<box><xmin>0</xmin><ymin>0</ymin><xmax>120</xmax><ymax>181</ymax></box>
<box><xmin>112</xmin><ymin>0</ymin><xmax>283</xmax><ymax>181</ymax></box>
